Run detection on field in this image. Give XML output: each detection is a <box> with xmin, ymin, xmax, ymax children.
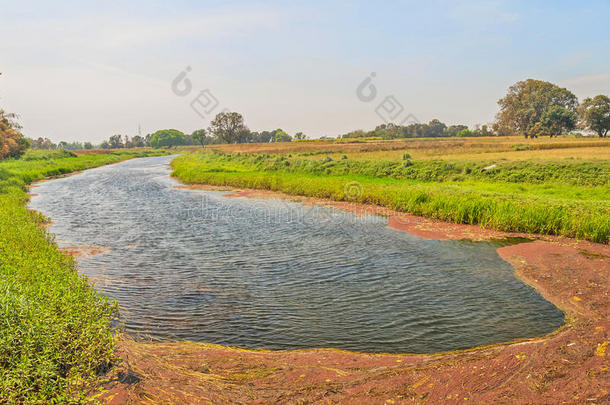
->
<box><xmin>0</xmin><ymin>149</ymin><xmax>167</xmax><ymax>403</ymax></box>
<box><xmin>172</xmin><ymin>136</ymin><xmax>610</xmax><ymax>243</ymax></box>
<box><xmin>2</xmin><ymin>137</ymin><xmax>608</xmax><ymax>403</ymax></box>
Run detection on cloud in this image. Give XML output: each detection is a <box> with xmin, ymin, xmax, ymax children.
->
<box><xmin>0</xmin><ymin>6</ymin><xmax>282</xmax><ymax>54</ymax></box>
<box><xmin>560</xmin><ymin>71</ymin><xmax>610</xmax><ymax>85</ymax></box>
<box><xmin>558</xmin><ymin>71</ymin><xmax>610</xmax><ymax>99</ymax></box>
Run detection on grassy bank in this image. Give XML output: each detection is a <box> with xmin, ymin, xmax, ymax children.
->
<box><xmin>0</xmin><ymin>149</ymin><xmax>167</xmax><ymax>403</ymax></box>
<box><xmin>171</xmin><ymin>149</ymin><xmax>610</xmax><ymax>243</ymax></box>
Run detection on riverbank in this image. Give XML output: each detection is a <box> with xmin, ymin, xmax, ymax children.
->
<box><xmin>97</xmin><ymin>184</ymin><xmax>609</xmax><ymax>402</ymax></box>
<box><xmin>170</xmin><ymin>150</ymin><xmax>610</xmax><ymax>243</ymax></box>
<box><xmin>91</xmin><ymin>149</ymin><xmax>609</xmax><ymax>403</ymax></box>
<box><xmin>8</xmin><ymin>148</ymin><xmax>607</xmax><ymax>403</ymax></box>
<box><xmin>0</xmin><ymin>149</ymin><xmax>168</xmax><ymax>403</ymax></box>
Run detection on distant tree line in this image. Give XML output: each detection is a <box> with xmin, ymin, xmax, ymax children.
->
<box><xmin>24</xmin><ymin>112</ymin><xmax>309</xmax><ymax>150</ymax></box>
<box><xmin>343</xmin><ymin>80</ymin><xmax>609</xmax><ymax>140</ymax></box>
<box><xmin>87</xmin><ymin>113</ymin><xmax>308</xmax><ymax>149</ymax></box>
<box><xmin>3</xmin><ymin>78</ymin><xmax>610</xmax><ymax>159</ymax></box>
<box><xmin>339</xmin><ymin>120</ymin><xmax>493</xmax><ymax>140</ymax></box>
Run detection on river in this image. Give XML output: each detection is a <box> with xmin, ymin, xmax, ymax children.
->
<box><xmin>29</xmin><ymin>155</ymin><xmax>564</xmax><ymax>353</ymax></box>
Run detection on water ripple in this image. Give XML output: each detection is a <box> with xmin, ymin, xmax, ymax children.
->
<box><xmin>28</xmin><ymin>155</ymin><xmax>564</xmax><ymax>353</ymax></box>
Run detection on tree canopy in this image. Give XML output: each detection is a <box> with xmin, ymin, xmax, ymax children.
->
<box><xmin>0</xmin><ymin>109</ymin><xmax>29</xmax><ymax>159</ymax></box>
<box><xmin>209</xmin><ymin>112</ymin><xmax>250</xmax><ymax>144</ymax></box>
<box><xmin>540</xmin><ymin>105</ymin><xmax>577</xmax><ymax>137</ymax></box>
<box><xmin>150</xmin><ymin>129</ymin><xmax>186</xmax><ymax>148</ymax></box>
<box><xmin>579</xmin><ymin>95</ymin><xmax>610</xmax><ymax>138</ymax></box>
<box><xmin>496</xmin><ymin>79</ymin><xmax>578</xmax><ymax>138</ymax></box>
<box><xmin>191</xmin><ymin>129</ymin><xmax>210</xmax><ymax>146</ymax></box>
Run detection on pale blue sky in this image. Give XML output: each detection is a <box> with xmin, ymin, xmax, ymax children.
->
<box><xmin>1</xmin><ymin>0</ymin><xmax>609</xmax><ymax>141</ymax></box>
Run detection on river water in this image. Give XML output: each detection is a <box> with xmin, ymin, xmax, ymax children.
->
<box><xmin>29</xmin><ymin>155</ymin><xmax>564</xmax><ymax>353</ymax></box>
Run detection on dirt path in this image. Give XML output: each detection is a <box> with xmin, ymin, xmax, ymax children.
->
<box><xmin>97</xmin><ymin>186</ymin><xmax>609</xmax><ymax>404</ymax></box>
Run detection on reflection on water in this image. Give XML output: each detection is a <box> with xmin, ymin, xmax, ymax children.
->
<box><xmin>29</xmin><ymin>155</ymin><xmax>564</xmax><ymax>353</ymax></box>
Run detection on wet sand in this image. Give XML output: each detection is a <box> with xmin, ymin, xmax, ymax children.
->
<box><xmin>95</xmin><ymin>184</ymin><xmax>609</xmax><ymax>404</ymax></box>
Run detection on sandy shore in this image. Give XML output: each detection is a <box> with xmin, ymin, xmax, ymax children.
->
<box><xmin>91</xmin><ymin>184</ymin><xmax>610</xmax><ymax>404</ymax></box>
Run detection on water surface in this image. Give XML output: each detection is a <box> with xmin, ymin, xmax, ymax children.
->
<box><xmin>29</xmin><ymin>155</ymin><xmax>564</xmax><ymax>353</ymax></box>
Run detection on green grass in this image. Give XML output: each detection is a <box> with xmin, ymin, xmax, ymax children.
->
<box><xmin>171</xmin><ymin>151</ymin><xmax>610</xmax><ymax>244</ymax></box>
<box><xmin>0</xmin><ymin>149</ymin><xmax>167</xmax><ymax>403</ymax></box>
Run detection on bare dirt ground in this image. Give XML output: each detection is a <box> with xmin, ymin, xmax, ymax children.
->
<box><xmin>96</xmin><ymin>186</ymin><xmax>609</xmax><ymax>404</ymax></box>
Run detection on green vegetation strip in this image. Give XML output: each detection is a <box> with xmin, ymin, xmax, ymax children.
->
<box><xmin>0</xmin><ymin>149</ymin><xmax>166</xmax><ymax>403</ymax></box>
<box><xmin>171</xmin><ymin>152</ymin><xmax>610</xmax><ymax>244</ymax></box>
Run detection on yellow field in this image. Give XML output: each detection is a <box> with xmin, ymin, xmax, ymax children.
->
<box><xmin>200</xmin><ymin>136</ymin><xmax>610</xmax><ymax>162</ymax></box>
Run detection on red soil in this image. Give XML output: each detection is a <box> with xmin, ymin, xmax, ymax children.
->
<box><xmin>96</xmin><ymin>186</ymin><xmax>609</xmax><ymax>404</ymax></box>
<box><xmin>60</xmin><ymin>245</ymin><xmax>111</xmax><ymax>258</ymax></box>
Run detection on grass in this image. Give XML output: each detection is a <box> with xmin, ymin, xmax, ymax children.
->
<box><xmin>198</xmin><ymin>135</ymin><xmax>610</xmax><ymax>161</ymax></box>
<box><xmin>171</xmin><ymin>142</ymin><xmax>610</xmax><ymax>244</ymax></box>
<box><xmin>0</xmin><ymin>149</ymin><xmax>168</xmax><ymax>403</ymax></box>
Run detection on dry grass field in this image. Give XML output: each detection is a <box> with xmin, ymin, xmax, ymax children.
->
<box><xmin>198</xmin><ymin>136</ymin><xmax>610</xmax><ymax>161</ymax></box>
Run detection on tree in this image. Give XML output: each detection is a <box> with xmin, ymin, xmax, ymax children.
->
<box><xmin>108</xmin><ymin>134</ymin><xmax>124</xmax><ymax>148</ymax></box>
<box><xmin>274</xmin><ymin>129</ymin><xmax>292</xmax><ymax>142</ymax></box>
<box><xmin>253</xmin><ymin>130</ymin><xmax>275</xmax><ymax>143</ymax></box>
<box><xmin>425</xmin><ymin>119</ymin><xmax>447</xmax><ymax>137</ymax></box>
<box><xmin>479</xmin><ymin>124</ymin><xmax>492</xmax><ymax>136</ymax></box>
<box><xmin>0</xmin><ymin>109</ymin><xmax>29</xmax><ymax>159</ymax></box>
<box><xmin>540</xmin><ymin>105</ymin><xmax>577</xmax><ymax>137</ymax></box>
<box><xmin>579</xmin><ymin>95</ymin><xmax>610</xmax><ymax>137</ymax></box>
<box><xmin>209</xmin><ymin>112</ymin><xmax>250</xmax><ymax>144</ymax></box>
<box><xmin>294</xmin><ymin>132</ymin><xmax>307</xmax><ymax>140</ymax></box>
<box><xmin>496</xmin><ymin>79</ymin><xmax>578</xmax><ymax>138</ymax></box>
<box><xmin>444</xmin><ymin>125</ymin><xmax>468</xmax><ymax>137</ymax></box>
<box><xmin>128</xmin><ymin>135</ymin><xmax>146</xmax><ymax>147</ymax></box>
<box><xmin>84</xmin><ymin>142</ymin><xmax>93</xmax><ymax>149</ymax></box>
<box><xmin>191</xmin><ymin>129</ymin><xmax>209</xmax><ymax>146</ymax></box>
<box><xmin>456</xmin><ymin>128</ymin><xmax>474</xmax><ymax>137</ymax></box>
<box><xmin>30</xmin><ymin>137</ymin><xmax>56</xmax><ymax>149</ymax></box>
<box><xmin>149</xmin><ymin>129</ymin><xmax>186</xmax><ymax>148</ymax></box>
<box><xmin>528</xmin><ymin>122</ymin><xmax>551</xmax><ymax>138</ymax></box>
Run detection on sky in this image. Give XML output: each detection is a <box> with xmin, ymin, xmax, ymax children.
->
<box><xmin>1</xmin><ymin>0</ymin><xmax>609</xmax><ymax>142</ymax></box>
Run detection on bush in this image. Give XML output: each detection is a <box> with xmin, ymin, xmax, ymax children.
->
<box><xmin>22</xmin><ymin>149</ymin><xmax>77</xmax><ymax>161</ymax></box>
<box><xmin>0</xmin><ymin>149</ymin><xmax>168</xmax><ymax>402</ymax></box>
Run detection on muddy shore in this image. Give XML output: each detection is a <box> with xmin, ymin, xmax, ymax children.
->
<box><xmin>89</xmin><ymin>184</ymin><xmax>610</xmax><ymax>404</ymax></box>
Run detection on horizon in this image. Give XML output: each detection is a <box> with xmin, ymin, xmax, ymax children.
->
<box><xmin>1</xmin><ymin>0</ymin><xmax>609</xmax><ymax>143</ymax></box>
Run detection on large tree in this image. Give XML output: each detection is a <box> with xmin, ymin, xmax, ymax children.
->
<box><xmin>209</xmin><ymin>112</ymin><xmax>250</xmax><ymax>144</ymax></box>
<box><xmin>579</xmin><ymin>95</ymin><xmax>610</xmax><ymax>137</ymax></box>
<box><xmin>0</xmin><ymin>109</ymin><xmax>29</xmax><ymax>159</ymax></box>
<box><xmin>496</xmin><ymin>79</ymin><xmax>578</xmax><ymax>138</ymax></box>
<box><xmin>149</xmin><ymin>129</ymin><xmax>186</xmax><ymax>148</ymax></box>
